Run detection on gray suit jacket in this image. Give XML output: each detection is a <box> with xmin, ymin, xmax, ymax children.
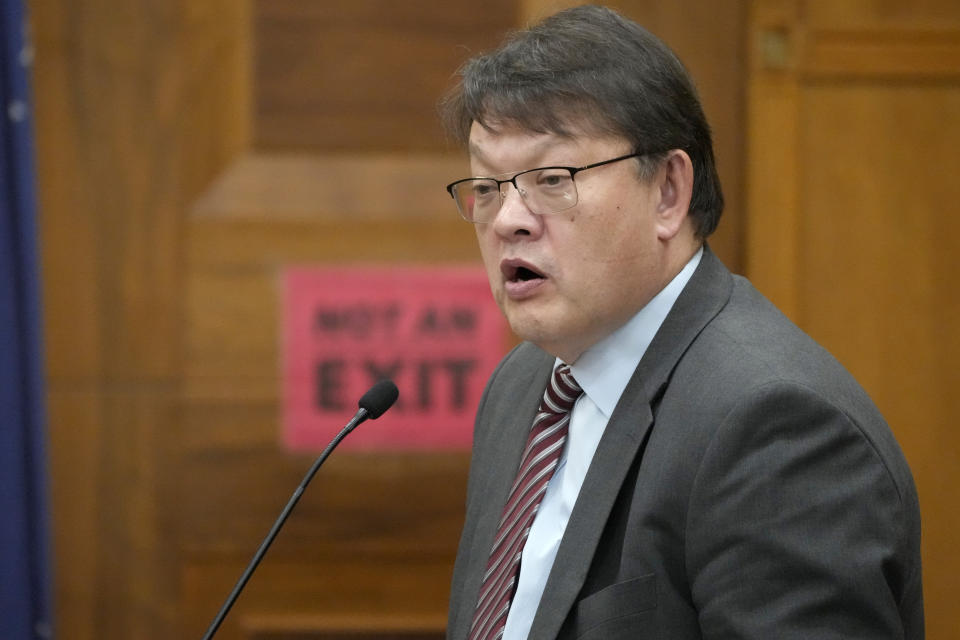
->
<box><xmin>447</xmin><ymin>247</ymin><xmax>923</xmax><ymax>639</ymax></box>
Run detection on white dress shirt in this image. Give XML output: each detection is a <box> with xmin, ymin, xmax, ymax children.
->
<box><xmin>501</xmin><ymin>247</ymin><xmax>703</xmax><ymax>639</ymax></box>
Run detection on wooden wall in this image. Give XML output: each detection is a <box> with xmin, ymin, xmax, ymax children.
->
<box><xmin>31</xmin><ymin>1</ymin><xmax>953</xmax><ymax>638</ymax></box>
<box><xmin>32</xmin><ymin>2</ymin><xmax>253</xmax><ymax>637</ymax></box>
<box><xmin>746</xmin><ymin>2</ymin><xmax>960</xmax><ymax>637</ymax></box>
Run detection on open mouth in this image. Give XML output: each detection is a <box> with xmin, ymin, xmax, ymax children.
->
<box><xmin>500</xmin><ymin>260</ymin><xmax>547</xmax><ymax>298</ymax></box>
<box><xmin>503</xmin><ymin>262</ymin><xmax>546</xmax><ymax>283</ymax></box>
<box><xmin>514</xmin><ymin>266</ymin><xmax>543</xmax><ymax>282</ymax></box>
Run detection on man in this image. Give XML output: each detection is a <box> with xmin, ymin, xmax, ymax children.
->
<box><xmin>440</xmin><ymin>5</ymin><xmax>922</xmax><ymax>640</ymax></box>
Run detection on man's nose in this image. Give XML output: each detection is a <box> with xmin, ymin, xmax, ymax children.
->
<box><xmin>492</xmin><ymin>182</ymin><xmax>540</xmax><ymax>237</ymax></box>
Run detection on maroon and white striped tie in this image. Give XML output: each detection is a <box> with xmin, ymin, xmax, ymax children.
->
<box><xmin>469</xmin><ymin>364</ymin><xmax>583</xmax><ymax>640</ymax></box>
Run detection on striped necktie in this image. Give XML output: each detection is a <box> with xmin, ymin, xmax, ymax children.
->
<box><xmin>469</xmin><ymin>364</ymin><xmax>583</xmax><ymax>640</ymax></box>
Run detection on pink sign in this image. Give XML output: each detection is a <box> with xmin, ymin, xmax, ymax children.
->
<box><xmin>282</xmin><ymin>266</ymin><xmax>506</xmax><ymax>451</ymax></box>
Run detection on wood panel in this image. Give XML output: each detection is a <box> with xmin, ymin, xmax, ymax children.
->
<box><xmin>46</xmin><ymin>391</ymin><xmax>101</xmax><ymax>640</ymax></box>
<box><xmin>254</xmin><ymin>0</ymin><xmax>517</xmax><ymax>152</ymax></box>
<box><xmin>747</xmin><ymin>2</ymin><xmax>960</xmax><ymax>637</ymax></box>
<box><xmin>30</xmin><ymin>1</ymin><xmax>252</xmax><ymax>638</ymax></box>
<box><xmin>241</xmin><ymin>613</ymin><xmax>446</xmax><ymax>640</ymax></box>
<box><xmin>34</xmin><ymin>0</ymin><xmax>180</xmax><ymax>381</ymax></box>
<box><xmin>184</xmin><ymin>561</ymin><xmax>453</xmax><ymax>640</ymax></box>
<box><xmin>94</xmin><ymin>391</ymin><xmax>180</xmax><ymax>638</ymax></box>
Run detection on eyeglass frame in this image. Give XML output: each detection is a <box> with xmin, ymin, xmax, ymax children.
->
<box><xmin>444</xmin><ymin>150</ymin><xmax>664</xmax><ymax>223</ymax></box>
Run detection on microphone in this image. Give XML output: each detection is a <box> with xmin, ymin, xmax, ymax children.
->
<box><xmin>201</xmin><ymin>379</ymin><xmax>399</xmax><ymax>640</ymax></box>
<box><xmin>359</xmin><ymin>378</ymin><xmax>400</xmax><ymax>419</ymax></box>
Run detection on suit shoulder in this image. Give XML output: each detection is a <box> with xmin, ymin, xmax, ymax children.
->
<box><xmin>669</xmin><ymin>275</ymin><xmax>916</xmax><ymax>505</ymax></box>
<box><xmin>484</xmin><ymin>342</ymin><xmax>553</xmax><ymax>392</ymax></box>
<box><xmin>699</xmin><ymin>275</ymin><xmax>865</xmax><ymax>398</ymax></box>
<box><xmin>474</xmin><ymin>342</ymin><xmax>552</xmax><ymax>431</ymax></box>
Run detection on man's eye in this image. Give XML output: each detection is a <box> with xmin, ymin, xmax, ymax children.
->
<box><xmin>538</xmin><ymin>172</ymin><xmax>572</xmax><ymax>187</ymax></box>
<box><xmin>473</xmin><ymin>183</ymin><xmax>496</xmax><ymax>197</ymax></box>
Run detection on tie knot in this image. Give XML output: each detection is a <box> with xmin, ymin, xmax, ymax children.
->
<box><xmin>543</xmin><ymin>364</ymin><xmax>582</xmax><ymax>415</ymax></box>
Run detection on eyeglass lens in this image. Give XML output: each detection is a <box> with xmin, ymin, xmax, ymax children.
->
<box><xmin>452</xmin><ymin>168</ymin><xmax>578</xmax><ymax>222</ymax></box>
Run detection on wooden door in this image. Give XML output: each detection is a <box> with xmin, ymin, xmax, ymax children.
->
<box><xmin>747</xmin><ymin>2</ymin><xmax>960</xmax><ymax>636</ymax></box>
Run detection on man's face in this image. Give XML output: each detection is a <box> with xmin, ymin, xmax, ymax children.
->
<box><xmin>468</xmin><ymin>121</ymin><xmax>675</xmax><ymax>363</ymax></box>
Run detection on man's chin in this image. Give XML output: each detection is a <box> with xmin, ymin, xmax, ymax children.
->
<box><xmin>504</xmin><ymin>314</ymin><xmax>571</xmax><ymax>358</ymax></box>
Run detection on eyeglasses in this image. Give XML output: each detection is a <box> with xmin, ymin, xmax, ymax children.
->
<box><xmin>445</xmin><ymin>152</ymin><xmax>649</xmax><ymax>223</ymax></box>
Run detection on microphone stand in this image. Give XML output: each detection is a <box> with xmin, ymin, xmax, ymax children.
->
<box><xmin>200</xmin><ymin>407</ymin><xmax>370</xmax><ymax>640</ymax></box>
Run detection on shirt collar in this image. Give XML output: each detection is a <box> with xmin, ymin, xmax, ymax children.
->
<box><xmin>565</xmin><ymin>246</ymin><xmax>703</xmax><ymax>418</ymax></box>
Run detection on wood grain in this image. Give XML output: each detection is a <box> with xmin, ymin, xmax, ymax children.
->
<box><xmin>254</xmin><ymin>0</ymin><xmax>517</xmax><ymax>152</ymax></box>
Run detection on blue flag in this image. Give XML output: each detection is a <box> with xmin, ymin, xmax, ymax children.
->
<box><xmin>1</xmin><ymin>0</ymin><xmax>53</xmax><ymax>637</ymax></box>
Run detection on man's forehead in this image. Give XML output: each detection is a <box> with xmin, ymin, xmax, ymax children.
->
<box><xmin>467</xmin><ymin>120</ymin><xmax>602</xmax><ymax>160</ymax></box>
<box><xmin>467</xmin><ymin>127</ymin><xmax>568</xmax><ymax>161</ymax></box>
<box><xmin>467</xmin><ymin>120</ymin><xmax>627</xmax><ymax>171</ymax></box>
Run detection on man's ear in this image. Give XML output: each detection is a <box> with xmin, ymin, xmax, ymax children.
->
<box><xmin>655</xmin><ymin>149</ymin><xmax>694</xmax><ymax>241</ymax></box>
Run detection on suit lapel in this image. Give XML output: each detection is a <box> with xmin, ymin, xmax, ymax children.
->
<box><xmin>529</xmin><ymin>380</ymin><xmax>653</xmax><ymax>640</ymax></box>
<box><xmin>450</xmin><ymin>345</ymin><xmax>554</xmax><ymax>640</ymax></box>
<box><xmin>529</xmin><ymin>246</ymin><xmax>734</xmax><ymax>640</ymax></box>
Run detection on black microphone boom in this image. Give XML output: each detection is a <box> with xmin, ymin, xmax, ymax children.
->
<box><xmin>200</xmin><ymin>379</ymin><xmax>399</xmax><ymax>640</ymax></box>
